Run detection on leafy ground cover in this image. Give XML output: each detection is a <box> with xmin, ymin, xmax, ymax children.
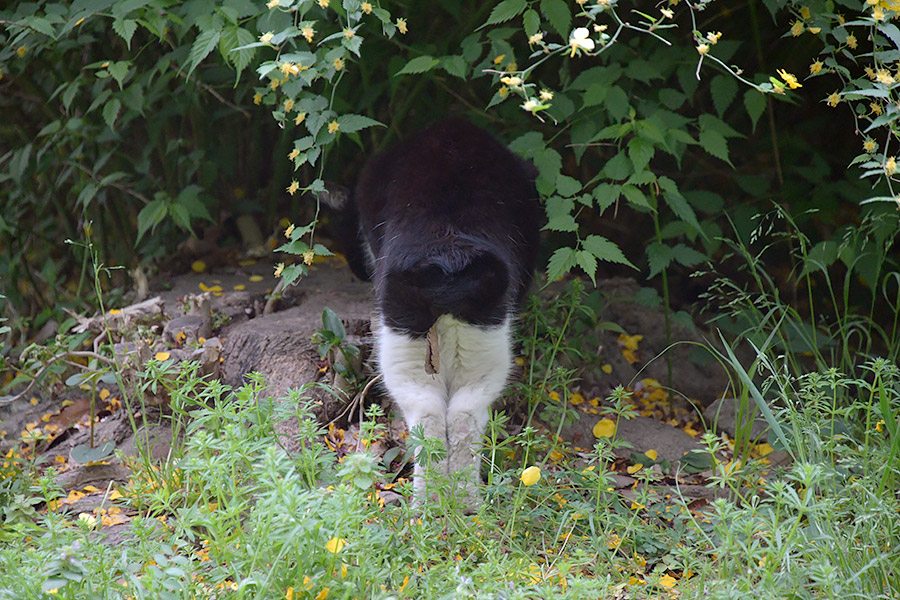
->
<box><xmin>1</xmin><ymin>270</ymin><xmax>898</xmax><ymax>600</ymax></box>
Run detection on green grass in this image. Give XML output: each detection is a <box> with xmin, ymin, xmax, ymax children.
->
<box><xmin>1</xmin><ymin>347</ymin><xmax>898</xmax><ymax>599</ymax></box>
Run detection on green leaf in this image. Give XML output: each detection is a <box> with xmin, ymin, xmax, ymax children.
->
<box><xmin>593</xmin><ymin>183</ymin><xmax>620</xmax><ymax>213</ymax></box>
<box><xmin>136</xmin><ymin>198</ymin><xmax>168</xmax><ymax>243</ymax></box>
<box><xmin>546</xmin><ymin>247</ymin><xmax>578</xmax><ymax>281</ymax></box>
<box><xmin>336</xmin><ymin>114</ymin><xmax>384</xmax><ymax>133</ymax></box>
<box><xmin>646</xmin><ymin>242</ymin><xmax>673</xmax><ymax>278</ymax></box>
<box><xmin>555</xmin><ymin>174</ymin><xmax>581</xmax><ymax>197</ymax></box>
<box><xmin>627</xmin><ymin>137</ymin><xmax>655</xmax><ymax>172</ymax></box>
<box><xmin>699</xmin><ymin>129</ymin><xmax>731</xmax><ymax>164</ymax></box>
<box><xmin>582</xmin><ymin>235</ymin><xmax>635</xmax><ymax>268</ymax></box>
<box><xmin>575</xmin><ymin>250</ymin><xmax>598</xmax><ymax>285</ymax></box>
<box><xmin>439</xmin><ymin>55</ymin><xmax>467</xmax><ymax>78</ymax></box>
<box><xmin>603</xmin><ymin>151</ymin><xmax>632</xmax><ymax>181</ymax></box>
<box><xmin>280</xmin><ymin>264</ymin><xmax>308</xmax><ymax>287</ymax></box>
<box><xmin>671</xmin><ymin>244</ymin><xmax>707</xmax><ymax>268</ymax></box>
<box><xmin>710</xmin><ymin>74</ymin><xmax>738</xmax><ymax>117</ymax></box>
<box><xmin>187</xmin><ymin>29</ymin><xmax>221</xmax><ymax>76</ymax></box>
<box><xmin>540</xmin><ymin>0</ymin><xmax>571</xmax><ymax>38</ymax></box>
<box><xmin>102</xmin><ymin>97</ymin><xmax>121</xmax><ymax>130</ymax></box>
<box><xmin>70</xmin><ymin>441</ymin><xmax>116</xmax><ymax>464</ymax></box>
<box><xmin>621</xmin><ymin>184</ymin><xmax>651</xmax><ymax>210</ymax></box>
<box><xmin>107</xmin><ymin>61</ymin><xmax>130</xmax><ymax>89</ymax></box>
<box><xmin>396</xmin><ymin>55</ymin><xmax>439</xmax><ymax>75</ymax></box>
<box><xmin>744</xmin><ymin>90</ymin><xmax>767</xmax><ymax>131</ymax></box>
<box><xmin>523</xmin><ymin>8</ymin><xmax>540</xmax><ymax>37</ymax></box>
<box><xmin>485</xmin><ymin>0</ymin><xmax>527</xmax><ymax>25</ymax></box>
<box><xmin>543</xmin><ymin>196</ymin><xmax>577</xmax><ymax>232</ymax></box>
<box><xmin>679</xmin><ymin>450</ymin><xmax>713</xmax><ymax>473</ymax></box>
<box><xmin>662</xmin><ymin>189</ymin><xmax>702</xmax><ymax>234</ymax></box>
<box><xmin>112</xmin><ymin>18</ymin><xmax>138</xmax><ymax>48</ymax></box>
<box><xmin>322</xmin><ymin>307</ymin><xmax>346</xmax><ymax>339</ymax></box>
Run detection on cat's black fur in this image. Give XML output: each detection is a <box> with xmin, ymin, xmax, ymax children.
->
<box><xmin>350</xmin><ymin>119</ymin><xmax>541</xmax><ymax>336</ymax></box>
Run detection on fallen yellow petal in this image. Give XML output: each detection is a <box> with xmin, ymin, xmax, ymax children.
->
<box><xmin>191</xmin><ymin>260</ymin><xmax>206</xmax><ymax>273</ymax></box>
<box><xmin>520</xmin><ymin>465</ymin><xmax>541</xmax><ymax>486</ymax></box>
<box><xmin>154</xmin><ymin>352</ymin><xmax>171</xmax><ymax>361</ymax></box>
<box><xmin>592</xmin><ymin>419</ymin><xmax>616</xmax><ymax>438</ymax></box>
<box><xmin>644</xmin><ymin>449</ymin><xmax>658</xmax><ymax>461</ymax></box>
<box><xmin>659</xmin><ymin>574</ymin><xmax>678</xmax><ymax>588</ymax></box>
<box><xmin>325</xmin><ymin>537</ymin><xmax>346</xmax><ymax>553</ymax></box>
<box><xmin>627</xmin><ymin>463</ymin><xmax>643</xmax><ymax>474</ymax></box>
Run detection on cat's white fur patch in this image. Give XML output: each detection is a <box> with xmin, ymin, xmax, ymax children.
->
<box><xmin>376</xmin><ymin>314</ymin><xmax>512</xmax><ymax>500</ymax></box>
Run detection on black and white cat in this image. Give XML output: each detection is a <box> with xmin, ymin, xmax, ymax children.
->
<box><xmin>332</xmin><ymin>119</ymin><xmax>541</xmax><ymax>503</ymax></box>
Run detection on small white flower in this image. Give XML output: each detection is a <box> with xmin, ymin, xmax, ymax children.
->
<box><xmin>569</xmin><ymin>27</ymin><xmax>596</xmax><ymax>56</ymax></box>
<box><xmin>501</xmin><ymin>75</ymin><xmax>523</xmax><ymax>87</ymax></box>
<box><xmin>521</xmin><ymin>98</ymin><xmax>539</xmax><ymax>112</ymax></box>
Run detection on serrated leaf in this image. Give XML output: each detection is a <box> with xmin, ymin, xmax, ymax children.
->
<box><xmin>621</xmin><ymin>184</ymin><xmax>650</xmax><ymax>210</ymax></box>
<box><xmin>485</xmin><ymin>0</ymin><xmax>526</xmax><ymax>25</ymax></box>
<box><xmin>187</xmin><ymin>29</ymin><xmax>221</xmax><ymax>76</ymax></box>
<box><xmin>555</xmin><ymin>174</ymin><xmax>581</xmax><ymax>196</ymax></box>
<box><xmin>593</xmin><ymin>183</ymin><xmax>620</xmax><ymax>212</ymax></box>
<box><xmin>671</xmin><ymin>244</ymin><xmax>707</xmax><ymax>267</ymax></box>
<box><xmin>540</xmin><ymin>0</ymin><xmax>570</xmax><ymax>38</ymax></box>
<box><xmin>396</xmin><ymin>55</ymin><xmax>439</xmax><ymax>75</ymax></box>
<box><xmin>136</xmin><ymin>198</ymin><xmax>167</xmax><ymax>243</ymax></box>
<box><xmin>112</xmin><ymin>18</ymin><xmax>138</xmax><ymax>48</ymax></box>
<box><xmin>646</xmin><ymin>242</ymin><xmax>674</xmax><ymax>278</ymax></box>
<box><xmin>603</xmin><ymin>151</ymin><xmax>632</xmax><ymax>181</ymax></box>
<box><xmin>583</xmin><ymin>235</ymin><xmax>635</xmax><ymax>268</ymax></box>
<box><xmin>102</xmin><ymin>97</ymin><xmax>121</xmax><ymax>130</ymax></box>
<box><xmin>543</xmin><ymin>213</ymin><xmax>578</xmax><ymax>232</ymax></box>
<box><xmin>546</xmin><ymin>247</ymin><xmax>578</xmax><ymax>281</ymax></box>
<box><xmin>699</xmin><ymin>129</ymin><xmax>731</xmax><ymax>164</ymax></box>
<box><xmin>439</xmin><ymin>55</ymin><xmax>467</xmax><ymax>78</ymax></box>
<box><xmin>336</xmin><ymin>114</ymin><xmax>384</xmax><ymax>133</ymax></box>
<box><xmin>627</xmin><ymin>137</ymin><xmax>654</xmax><ymax>172</ymax></box>
<box><xmin>744</xmin><ymin>89</ymin><xmax>767</xmax><ymax>131</ymax></box>
<box><xmin>663</xmin><ymin>190</ymin><xmax>702</xmax><ymax>234</ymax></box>
<box><xmin>575</xmin><ymin>250</ymin><xmax>598</xmax><ymax>285</ymax></box>
<box><xmin>280</xmin><ymin>264</ymin><xmax>308</xmax><ymax>287</ymax></box>
<box><xmin>710</xmin><ymin>74</ymin><xmax>738</xmax><ymax>117</ymax></box>
<box><xmin>107</xmin><ymin>61</ymin><xmax>130</xmax><ymax>89</ymax></box>
<box><xmin>879</xmin><ymin>23</ymin><xmax>900</xmax><ymax>51</ymax></box>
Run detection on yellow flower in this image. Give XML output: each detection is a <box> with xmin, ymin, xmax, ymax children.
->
<box><xmin>592</xmin><ymin>418</ymin><xmax>616</xmax><ymax>438</ymax></box>
<box><xmin>528</xmin><ymin>32</ymin><xmax>544</xmax><ymax>45</ymax></box>
<box><xmin>809</xmin><ymin>60</ymin><xmax>823</xmax><ymax>75</ymax></box>
<box><xmin>191</xmin><ymin>260</ymin><xmax>206</xmax><ymax>273</ymax></box>
<box><xmin>521</xmin><ymin>99</ymin><xmax>539</xmax><ymax>112</ymax></box>
<box><xmin>333</xmin><ymin>58</ymin><xmax>344</xmax><ymax>71</ymax></box>
<box><xmin>259</xmin><ymin>31</ymin><xmax>274</xmax><ymax>44</ymax></box>
<box><xmin>696</xmin><ymin>43</ymin><xmax>709</xmax><ymax>55</ymax></box>
<box><xmin>274</xmin><ymin>263</ymin><xmax>284</xmax><ymax>277</ymax></box>
<box><xmin>284</xmin><ymin>224</ymin><xmax>295</xmax><ymax>239</ymax></box>
<box><xmin>876</xmin><ymin>419</ymin><xmax>885</xmax><ymax>432</ymax></box>
<box><xmin>876</xmin><ymin>69</ymin><xmax>895</xmax><ymax>85</ymax></box>
<box><xmin>539</xmin><ymin>89</ymin><xmax>554</xmax><ymax>101</ymax></box>
<box><xmin>328</xmin><ymin>120</ymin><xmax>340</xmax><ymax>134</ymax></box>
<box><xmin>777</xmin><ymin>69</ymin><xmax>802</xmax><ymax>89</ymax></box>
<box><xmin>288</xmin><ymin>148</ymin><xmax>299</xmax><ymax>161</ymax></box>
<box><xmin>287</xmin><ymin>180</ymin><xmax>300</xmax><ymax>195</ymax></box>
<box><xmin>707</xmin><ymin>31</ymin><xmax>722</xmax><ymax>44</ymax></box>
<box><xmin>520</xmin><ymin>466</ymin><xmax>541</xmax><ymax>486</ymax></box>
<box><xmin>886</xmin><ymin>156</ymin><xmax>897</xmax><ymax>176</ymax></box>
<box><xmin>569</xmin><ymin>27</ymin><xmax>595</xmax><ymax>56</ymax></box>
<box><xmin>661</xmin><ymin>8</ymin><xmax>674</xmax><ymax>18</ymax></box>
<box><xmin>284</xmin><ymin>98</ymin><xmax>295</xmax><ymax>112</ymax></box>
<box><xmin>493</xmin><ymin>54</ymin><xmax>506</xmax><ymax>65</ymax></box>
<box><xmin>295</xmin><ymin>112</ymin><xmax>307</xmax><ymax>125</ymax></box>
<box><xmin>267</xmin><ymin>0</ymin><xmax>279</xmax><ymax>8</ymax></box>
<box><xmin>799</xmin><ymin>6</ymin><xmax>811</xmax><ymax>18</ymax></box>
<box><xmin>790</xmin><ymin>20</ymin><xmax>804</xmax><ymax>36</ymax></box>
<box><xmin>826</xmin><ymin>91</ymin><xmax>841</xmax><ymax>107</ymax></box>
<box><xmin>285</xmin><ymin>587</ymin><xmax>294</xmax><ymax>600</ymax></box>
<box><xmin>325</xmin><ymin>537</ymin><xmax>346</xmax><ymax>553</ymax></box>
<box><xmin>871</xmin><ymin>102</ymin><xmax>884</xmax><ymax>115</ymax></box>
<box><xmin>846</xmin><ymin>33</ymin><xmax>857</xmax><ymax>49</ymax></box>
<box><xmin>154</xmin><ymin>352</ymin><xmax>171</xmax><ymax>361</ymax></box>
<box><xmin>317</xmin><ymin>0</ymin><xmax>329</xmax><ymax>8</ymax></box>
<box><xmin>500</xmin><ymin>75</ymin><xmax>522</xmax><ymax>87</ymax></box>
<box><xmin>498</xmin><ymin>85</ymin><xmax>509</xmax><ymax>99</ymax></box>
<box><xmin>361</xmin><ymin>2</ymin><xmax>373</xmax><ymax>14</ymax></box>
<box><xmin>396</xmin><ymin>18</ymin><xmax>407</xmax><ymax>34</ymax></box>
<box><xmin>808</xmin><ymin>26</ymin><xmax>821</xmax><ymax>34</ymax></box>
<box><xmin>253</xmin><ymin>92</ymin><xmax>263</xmax><ymax>105</ymax></box>
<box><xmin>269</xmin><ymin>78</ymin><xmax>280</xmax><ymax>90</ymax></box>
<box><xmin>302</xmin><ymin>26</ymin><xmax>316</xmax><ymax>43</ymax></box>
<box><xmin>344</xmin><ymin>28</ymin><xmax>355</xmax><ymax>40</ymax></box>
<box><xmin>874</xmin><ymin>5</ymin><xmax>886</xmax><ymax>20</ymax></box>
<box><xmin>303</xmin><ymin>250</ymin><xmax>315</xmax><ymax>265</ymax></box>
<box><xmin>16</xmin><ymin>45</ymin><xmax>27</xmax><ymax>57</ymax></box>
<box><xmin>315</xmin><ymin>588</ymin><xmax>329</xmax><ymax>600</ymax></box>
